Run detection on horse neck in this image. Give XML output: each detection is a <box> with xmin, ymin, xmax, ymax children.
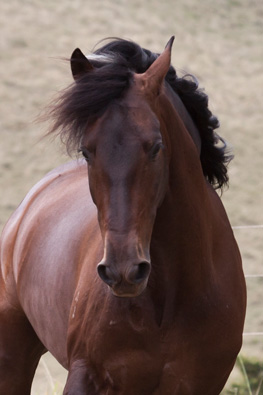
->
<box><xmin>150</xmin><ymin>93</ymin><xmax>217</xmax><ymax>300</ymax></box>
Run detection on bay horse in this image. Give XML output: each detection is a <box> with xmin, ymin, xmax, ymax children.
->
<box><xmin>0</xmin><ymin>37</ymin><xmax>246</xmax><ymax>394</ymax></box>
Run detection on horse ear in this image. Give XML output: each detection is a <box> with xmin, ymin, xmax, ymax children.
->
<box><xmin>140</xmin><ymin>36</ymin><xmax>175</xmax><ymax>94</ymax></box>
<box><xmin>70</xmin><ymin>48</ymin><xmax>94</xmax><ymax>80</ymax></box>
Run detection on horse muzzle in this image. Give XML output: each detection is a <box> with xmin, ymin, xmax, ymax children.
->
<box><xmin>97</xmin><ymin>260</ymin><xmax>151</xmax><ymax>297</ymax></box>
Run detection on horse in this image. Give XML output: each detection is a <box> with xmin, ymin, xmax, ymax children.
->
<box><xmin>0</xmin><ymin>37</ymin><xmax>246</xmax><ymax>394</ymax></box>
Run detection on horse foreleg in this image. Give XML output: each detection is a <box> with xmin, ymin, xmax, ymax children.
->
<box><xmin>63</xmin><ymin>360</ymin><xmax>100</xmax><ymax>395</ymax></box>
<box><xmin>0</xmin><ymin>308</ymin><xmax>46</xmax><ymax>395</ymax></box>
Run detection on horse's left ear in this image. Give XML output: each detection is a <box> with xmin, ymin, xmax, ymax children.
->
<box><xmin>139</xmin><ymin>36</ymin><xmax>174</xmax><ymax>95</ymax></box>
<box><xmin>70</xmin><ymin>48</ymin><xmax>94</xmax><ymax>80</ymax></box>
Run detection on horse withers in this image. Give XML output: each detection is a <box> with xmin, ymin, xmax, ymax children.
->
<box><xmin>0</xmin><ymin>37</ymin><xmax>246</xmax><ymax>394</ymax></box>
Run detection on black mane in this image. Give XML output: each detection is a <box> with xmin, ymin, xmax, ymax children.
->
<box><xmin>47</xmin><ymin>38</ymin><xmax>232</xmax><ymax>190</ymax></box>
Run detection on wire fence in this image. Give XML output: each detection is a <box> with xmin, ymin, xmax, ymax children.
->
<box><xmin>232</xmin><ymin>225</ymin><xmax>263</xmax><ymax>337</ymax></box>
<box><xmin>232</xmin><ymin>225</ymin><xmax>263</xmax><ymax>230</ymax></box>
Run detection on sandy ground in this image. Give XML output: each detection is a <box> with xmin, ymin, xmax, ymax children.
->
<box><xmin>1</xmin><ymin>0</ymin><xmax>262</xmax><ymax>393</ymax></box>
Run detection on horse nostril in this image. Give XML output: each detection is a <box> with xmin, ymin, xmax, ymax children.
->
<box><xmin>129</xmin><ymin>261</ymin><xmax>151</xmax><ymax>284</ymax></box>
<box><xmin>97</xmin><ymin>264</ymin><xmax>116</xmax><ymax>287</ymax></box>
<box><xmin>136</xmin><ymin>261</ymin><xmax>151</xmax><ymax>282</ymax></box>
<box><xmin>97</xmin><ymin>261</ymin><xmax>151</xmax><ymax>288</ymax></box>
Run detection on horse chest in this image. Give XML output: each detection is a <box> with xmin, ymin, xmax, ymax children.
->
<box><xmin>72</xmin><ymin>288</ymin><xmax>238</xmax><ymax>393</ymax></box>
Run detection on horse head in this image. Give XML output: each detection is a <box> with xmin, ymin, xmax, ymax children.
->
<box><xmin>72</xmin><ymin>38</ymin><xmax>174</xmax><ymax>297</ymax></box>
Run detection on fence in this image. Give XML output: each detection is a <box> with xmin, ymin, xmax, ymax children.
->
<box><xmin>232</xmin><ymin>224</ymin><xmax>263</xmax><ymax>337</ymax></box>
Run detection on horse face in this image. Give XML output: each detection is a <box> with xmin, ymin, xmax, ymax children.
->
<box><xmin>81</xmin><ymin>96</ymin><xmax>168</xmax><ymax>297</ymax></box>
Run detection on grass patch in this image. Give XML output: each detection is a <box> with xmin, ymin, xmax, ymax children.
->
<box><xmin>228</xmin><ymin>355</ymin><xmax>263</xmax><ymax>395</ymax></box>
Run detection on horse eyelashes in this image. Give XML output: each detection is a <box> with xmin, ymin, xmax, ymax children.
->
<box><xmin>79</xmin><ymin>146</ymin><xmax>91</xmax><ymax>162</ymax></box>
<box><xmin>150</xmin><ymin>142</ymin><xmax>164</xmax><ymax>160</ymax></box>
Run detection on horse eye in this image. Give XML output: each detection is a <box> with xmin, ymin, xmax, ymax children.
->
<box><xmin>79</xmin><ymin>147</ymin><xmax>91</xmax><ymax>162</ymax></box>
<box><xmin>150</xmin><ymin>142</ymin><xmax>164</xmax><ymax>159</ymax></box>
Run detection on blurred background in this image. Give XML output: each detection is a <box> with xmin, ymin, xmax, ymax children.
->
<box><xmin>1</xmin><ymin>0</ymin><xmax>262</xmax><ymax>393</ymax></box>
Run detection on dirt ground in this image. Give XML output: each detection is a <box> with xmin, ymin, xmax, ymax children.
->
<box><xmin>1</xmin><ymin>0</ymin><xmax>262</xmax><ymax>393</ymax></box>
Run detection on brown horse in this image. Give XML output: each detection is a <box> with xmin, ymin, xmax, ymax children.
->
<box><xmin>0</xmin><ymin>37</ymin><xmax>246</xmax><ymax>394</ymax></box>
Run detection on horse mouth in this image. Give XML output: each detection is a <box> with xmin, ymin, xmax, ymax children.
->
<box><xmin>110</xmin><ymin>281</ymin><xmax>147</xmax><ymax>298</ymax></box>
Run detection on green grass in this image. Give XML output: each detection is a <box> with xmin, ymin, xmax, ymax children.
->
<box><xmin>227</xmin><ymin>355</ymin><xmax>263</xmax><ymax>395</ymax></box>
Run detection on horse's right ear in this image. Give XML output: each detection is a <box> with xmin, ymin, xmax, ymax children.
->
<box><xmin>70</xmin><ymin>48</ymin><xmax>94</xmax><ymax>80</ymax></box>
